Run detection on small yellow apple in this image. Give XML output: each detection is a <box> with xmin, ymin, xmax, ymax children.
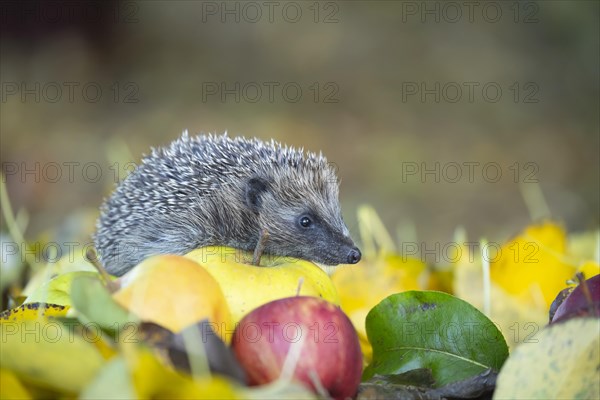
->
<box><xmin>112</xmin><ymin>255</ymin><xmax>231</xmax><ymax>339</ymax></box>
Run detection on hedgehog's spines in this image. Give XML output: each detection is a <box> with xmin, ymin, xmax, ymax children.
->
<box><xmin>94</xmin><ymin>131</ymin><xmax>357</xmax><ymax>276</ymax></box>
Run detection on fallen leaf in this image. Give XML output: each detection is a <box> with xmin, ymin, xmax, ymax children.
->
<box><xmin>138</xmin><ymin>320</ymin><xmax>247</xmax><ymax>383</ymax></box>
<box><xmin>79</xmin><ymin>356</ymin><xmax>136</xmax><ymax>399</ymax></box>
<box><xmin>170</xmin><ymin>321</ymin><xmax>247</xmax><ymax>383</ymax></box>
<box><xmin>0</xmin><ymin>303</ymin><xmax>68</xmax><ymax>322</ymax></box>
<box><xmin>22</xmin><ymin>250</ymin><xmax>97</xmax><ymax>298</ymax></box>
<box><xmin>121</xmin><ymin>343</ymin><xmax>242</xmax><ymax>399</ymax></box>
<box><xmin>0</xmin><ymin>368</ymin><xmax>32</xmax><ymax>400</ymax></box>
<box><xmin>490</xmin><ymin>221</ymin><xmax>575</xmax><ymax>308</ymax></box>
<box><xmin>567</xmin><ymin>230</ymin><xmax>599</xmax><ymax>265</ymax></box>
<box><xmin>71</xmin><ymin>275</ymin><xmax>137</xmax><ymax>332</ymax></box>
<box><xmin>578</xmin><ymin>260</ymin><xmax>600</xmax><ymax>280</ymax></box>
<box><xmin>24</xmin><ymin>271</ymin><xmax>99</xmax><ymax>306</ymax></box>
<box><xmin>453</xmin><ymin>236</ymin><xmax>548</xmax><ymax>351</ymax></box>
<box><xmin>0</xmin><ymin>320</ymin><xmax>105</xmax><ymax>393</ymax></box>
<box><xmin>363</xmin><ymin>291</ymin><xmax>508</xmax><ymax>387</ymax></box>
<box><xmin>359</xmin><ymin>368</ymin><xmax>497</xmax><ymax>400</ymax></box>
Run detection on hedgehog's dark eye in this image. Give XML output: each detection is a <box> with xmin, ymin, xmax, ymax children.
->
<box><xmin>299</xmin><ymin>216</ymin><xmax>312</xmax><ymax>228</ymax></box>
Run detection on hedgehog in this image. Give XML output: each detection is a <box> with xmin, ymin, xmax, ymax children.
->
<box><xmin>94</xmin><ymin>132</ymin><xmax>361</xmax><ymax>276</ymax></box>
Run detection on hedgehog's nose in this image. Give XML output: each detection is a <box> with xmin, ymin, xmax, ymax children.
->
<box><xmin>347</xmin><ymin>248</ymin><xmax>361</xmax><ymax>264</ymax></box>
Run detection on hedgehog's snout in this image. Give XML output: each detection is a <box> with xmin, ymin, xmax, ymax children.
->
<box><xmin>346</xmin><ymin>247</ymin><xmax>361</xmax><ymax>264</ymax></box>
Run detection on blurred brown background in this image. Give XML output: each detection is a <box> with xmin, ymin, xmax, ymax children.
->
<box><xmin>1</xmin><ymin>1</ymin><xmax>598</xmax><ymax>247</ymax></box>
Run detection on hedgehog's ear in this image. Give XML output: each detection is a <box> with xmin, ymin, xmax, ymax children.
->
<box><xmin>245</xmin><ymin>177</ymin><xmax>270</xmax><ymax>212</ymax></box>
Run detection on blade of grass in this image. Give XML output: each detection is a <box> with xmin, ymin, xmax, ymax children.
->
<box><xmin>1</xmin><ymin>173</ymin><xmax>28</xmax><ymax>253</ymax></box>
<box><xmin>519</xmin><ymin>180</ymin><xmax>550</xmax><ymax>221</ymax></box>
<box><xmin>480</xmin><ymin>238</ymin><xmax>491</xmax><ymax>317</ymax></box>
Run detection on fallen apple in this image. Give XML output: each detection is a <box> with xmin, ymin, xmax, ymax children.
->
<box><xmin>551</xmin><ymin>274</ymin><xmax>599</xmax><ymax>323</ymax></box>
<box><xmin>231</xmin><ymin>296</ymin><xmax>362</xmax><ymax>400</ymax></box>
<box><xmin>112</xmin><ymin>255</ymin><xmax>232</xmax><ymax>339</ymax></box>
<box><xmin>185</xmin><ymin>246</ymin><xmax>339</xmax><ymax>326</ymax></box>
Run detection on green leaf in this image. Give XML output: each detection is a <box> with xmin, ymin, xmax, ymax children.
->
<box><xmin>70</xmin><ymin>275</ymin><xmax>137</xmax><ymax>332</ymax></box>
<box><xmin>363</xmin><ymin>290</ymin><xmax>508</xmax><ymax>387</ymax></box>
<box><xmin>494</xmin><ymin>317</ymin><xmax>600</xmax><ymax>399</ymax></box>
<box><xmin>24</xmin><ymin>271</ymin><xmax>99</xmax><ymax>306</ymax></box>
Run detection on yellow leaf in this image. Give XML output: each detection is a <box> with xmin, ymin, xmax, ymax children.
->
<box><xmin>453</xmin><ymin>241</ymin><xmax>547</xmax><ymax>351</ymax></box>
<box><xmin>454</xmin><ymin>239</ymin><xmax>548</xmax><ymax>349</ymax></box>
<box><xmin>490</xmin><ymin>221</ymin><xmax>576</xmax><ymax>309</ymax></box>
<box><xmin>0</xmin><ymin>368</ymin><xmax>32</xmax><ymax>400</ymax></box>
<box><xmin>426</xmin><ymin>266</ymin><xmax>454</xmax><ymax>293</ymax></box>
<box><xmin>494</xmin><ymin>318</ymin><xmax>600</xmax><ymax>399</ymax></box>
<box><xmin>0</xmin><ymin>303</ymin><xmax>68</xmax><ymax>322</ymax></box>
<box><xmin>578</xmin><ymin>260</ymin><xmax>600</xmax><ymax>280</ymax></box>
<box><xmin>22</xmin><ymin>250</ymin><xmax>97</xmax><ymax>298</ymax></box>
<box><xmin>83</xmin><ymin>342</ymin><xmax>243</xmax><ymax>399</ymax></box>
<box><xmin>567</xmin><ymin>230</ymin><xmax>599</xmax><ymax>264</ymax></box>
<box><xmin>0</xmin><ymin>320</ymin><xmax>104</xmax><ymax>393</ymax></box>
<box><xmin>24</xmin><ymin>271</ymin><xmax>99</xmax><ymax>307</ymax></box>
<box><xmin>121</xmin><ymin>343</ymin><xmax>241</xmax><ymax>399</ymax></box>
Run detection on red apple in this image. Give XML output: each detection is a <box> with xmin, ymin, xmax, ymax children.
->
<box><xmin>551</xmin><ymin>274</ymin><xmax>600</xmax><ymax>324</ymax></box>
<box><xmin>231</xmin><ymin>296</ymin><xmax>362</xmax><ymax>400</ymax></box>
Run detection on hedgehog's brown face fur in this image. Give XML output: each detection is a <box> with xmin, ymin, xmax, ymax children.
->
<box><xmin>245</xmin><ymin>162</ymin><xmax>361</xmax><ymax>265</ymax></box>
